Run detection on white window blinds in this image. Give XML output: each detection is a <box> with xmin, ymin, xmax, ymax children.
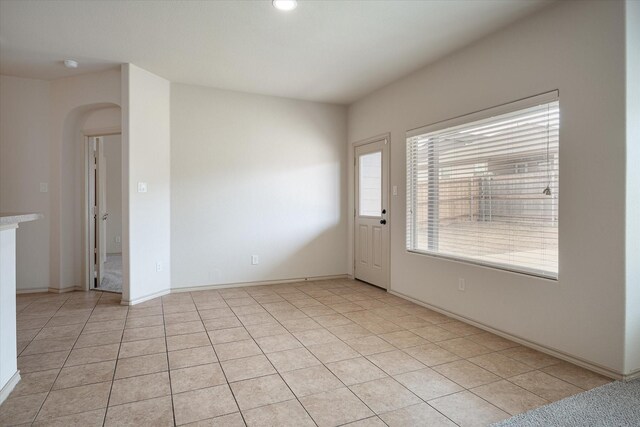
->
<box><xmin>406</xmin><ymin>94</ymin><xmax>559</xmax><ymax>279</ymax></box>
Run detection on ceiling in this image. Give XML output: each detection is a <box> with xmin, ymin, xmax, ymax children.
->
<box><xmin>0</xmin><ymin>0</ymin><xmax>552</xmax><ymax>104</ymax></box>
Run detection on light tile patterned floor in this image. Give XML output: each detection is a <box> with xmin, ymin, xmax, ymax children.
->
<box><xmin>1</xmin><ymin>279</ymin><xmax>612</xmax><ymax>426</ymax></box>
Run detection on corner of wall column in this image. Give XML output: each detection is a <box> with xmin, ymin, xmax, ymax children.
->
<box><xmin>624</xmin><ymin>0</ymin><xmax>640</xmax><ymax>375</ymax></box>
<box><xmin>120</xmin><ymin>63</ymin><xmax>131</xmax><ymax>304</ymax></box>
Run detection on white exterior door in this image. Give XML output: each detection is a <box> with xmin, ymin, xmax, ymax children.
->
<box><xmin>354</xmin><ymin>137</ymin><xmax>389</xmax><ymax>289</ymax></box>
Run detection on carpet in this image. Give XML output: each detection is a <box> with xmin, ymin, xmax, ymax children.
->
<box><xmin>492</xmin><ymin>379</ymin><xmax>640</xmax><ymax>427</ymax></box>
<box><xmin>99</xmin><ymin>254</ymin><xmax>122</xmax><ymax>293</ymax></box>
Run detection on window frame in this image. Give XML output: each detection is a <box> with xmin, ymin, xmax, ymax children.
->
<box><xmin>405</xmin><ymin>91</ymin><xmax>560</xmax><ymax>280</ymax></box>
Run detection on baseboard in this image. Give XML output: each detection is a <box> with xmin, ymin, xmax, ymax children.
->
<box><xmin>16</xmin><ymin>288</ymin><xmax>49</xmax><ymax>294</ymax></box>
<box><xmin>121</xmin><ymin>289</ymin><xmax>170</xmax><ymax>306</ymax></box>
<box><xmin>0</xmin><ymin>370</ymin><xmax>20</xmax><ymax>405</ymax></box>
<box><xmin>622</xmin><ymin>368</ymin><xmax>640</xmax><ymax>381</ymax></box>
<box><xmin>17</xmin><ymin>286</ymin><xmax>80</xmax><ymax>294</ymax></box>
<box><xmin>47</xmin><ymin>286</ymin><xmax>78</xmax><ymax>294</ymax></box>
<box><xmin>19</xmin><ymin>275</ymin><xmax>349</xmax><ymax>304</ymax></box>
<box><xmin>171</xmin><ymin>274</ymin><xmax>350</xmax><ymax>293</ymax></box>
<box><xmin>388</xmin><ymin>289</ymin><xmax>625</xmax><ymax>381</ymax></box>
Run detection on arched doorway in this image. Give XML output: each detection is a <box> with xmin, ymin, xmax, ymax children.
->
<box><xmin>58</xmin><ymin>103</ymin><xmax>125</xmax><ymax>296</ymax></box>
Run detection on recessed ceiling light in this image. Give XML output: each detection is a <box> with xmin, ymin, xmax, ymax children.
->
<box><xmin>63</xmin><ymin>59</ymin><xmax>78</xmax><ymax>69</ymax></box>
<box><xmin>272</xmin><ymin>0</ymin><xmax>297</xmax><ymax>12</ymax></box>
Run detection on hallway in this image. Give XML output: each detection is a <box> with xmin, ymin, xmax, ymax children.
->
<box><xmin>97</xmin><ymin>255</ymin><xmax>122</xmax><ymax>294</ymax></box>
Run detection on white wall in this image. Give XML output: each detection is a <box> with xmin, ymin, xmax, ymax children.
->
<box><xmin>348</xmin><ymin>0</ymin><xmax>628</xmax><ymax>374</ymax></box>
<box><xmin>170</xmin><ymin>84</ymin><xmax>347</xmax><ymax>289</ymax></box>
<box><xmin>0</xmin><ymin>76</ymin><xmax>50</xmax><ymax>292</ymax></box>
<box><xmin>625</xmin><ymin>0</ymin><xmax>640</xmax><ymax>376</ymax></box>
<box><xmin>122</xmin><ymin>64</ymin><xmax>171</xmax><ymax>303</ymax></box>
<box><xmin>83</xmin><ymin>107</ymin><xmax>121</xmax><ymax>134</ymax></box>
<box><xmin>0</xmin><ymin>70</ymin><xmax>121</xmax><ymax>292</ymax></box>
<box><xmin>104</xmin><ymin>135</ymin><xmax>122</xmax><ymax>254</ymax></box>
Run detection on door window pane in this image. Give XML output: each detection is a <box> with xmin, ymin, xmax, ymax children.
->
<box><xmin>359</xmin><ymin>151</ymin><xmax>382</xmax><ymax>216</ymax></box>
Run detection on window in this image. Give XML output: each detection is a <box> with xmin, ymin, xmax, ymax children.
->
<box><xmin>406</xmin><ymin>93</ymin><xmax>559</xmax><ymax>278</ymax></box>
<box><xmin>359</xmin><ymin>151</ymin><xmax>382</xmax><ymax>216</ymax></box>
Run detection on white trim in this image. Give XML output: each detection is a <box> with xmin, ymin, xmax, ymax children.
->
<box><xmin>407</xmin><ymin>90</ymin><xmax>559</xmax><ymax>138</ymax></box>
<box><xmin>171</xmin><ymin>274</ymin><xmax>350</xmax><ymax>293</ymax></box>
<box><xmin>83</xmin><ymin>131</ymin><xmax>124</xmax><ymax>293</ymax></box>
<box><xmin>17</xmin><ymin>286</ymin><xmax>82</xmax><ymax>294</ymax></box>
<box><xmin>83</xmin><ymin>127</ymin><xmax>121</xmax><ymax>137</ymax></box>
<box><xmin>0</xmin><ymin>371</ymin><xmax>20</xmax><ymax>405</ymax></box>
<box><xmin>84</xmin><ymin>135</ymin><xmax>93</xmax><ymax>292</ymax></box>
<box><xmin>389</xmin><ymin>289</ymin><xmax>624</xmax><ymax>380</ymax></box>
<box><xmin>15</xmin><ymin>288</ymin><xmax>49</xmax><ymax>294</ymax></box>
<box><xmin>48</xmin><ymin>286</ymin><xmax>79</xmax><ymax>294</ymax></box>
<box><xmin>623</xmin><ymin>369</ymin><xmax>640</xmax><ymax>382</ymax></box>
<box><xmin>0</xmin><ymin>224</ymin><xmax>19</xmax><ymax>232</ymax></box>
<box><xmin>121</xmin><ymin>289</ymin><xmax>170</xmax><ymax>306</ymax></box>
<box><xmin>352</xmin><ymin>133</ymin><xmax>389</xmax><ymax>148</ymax></box>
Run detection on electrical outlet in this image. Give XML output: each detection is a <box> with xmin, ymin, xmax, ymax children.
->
<box><xmin>156</xmin><ymin>262</ymin><xmax>162</xmax><ymax>272</ymax></box>
<box><xmin>137</xmin><ymin>182</ymin><xmax>148</xmax><ymax>193</ymax></box>
<box><xmin>39</xmin><ymin>182</ymin><xmax>48</xmax><ymax>193</ymax></box>
<box><xmin>251</xmin><ymin>255</ymin><xmax>259</xmax><ymax>265</ymax></box>
<box><xmin>458</xmin><ymin>278</ymin><xmax>466</xmax><ymax>291</ymax></box>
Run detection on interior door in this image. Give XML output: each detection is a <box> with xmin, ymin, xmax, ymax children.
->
<box><xmin>354</xmin><ymin>137</ymin><xmax>389</xmax><ymax>289</ymax></box>
<box><xmin>96</xmin><ymin>137</ymin><xmax>108</xmax><ymax>286</ymax></box>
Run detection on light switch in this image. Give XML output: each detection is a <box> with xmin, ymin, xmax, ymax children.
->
<box><xmin>40</xmin><ymin>183</ymin><xmax>48</xmax><ymax>193</ymax></box>
<box><xmin>137</xmin><ymin>182</ymin><xmax>148</xmax><ymax>193</ymax></box>
<box><xmin>115</xmin><ymin>236</ymin><xmax>121</xmax><ymax>243</ymax></box>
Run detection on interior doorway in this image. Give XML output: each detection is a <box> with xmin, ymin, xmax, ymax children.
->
<box><xmin>87</xmin><ymin>134</ymin><xmax>123</xmax><ymax>293</ymax></box>
<box><xmin>354</xmin><ymin>135</ymin><xmax>390</xmax><ymax>289</ymax></box>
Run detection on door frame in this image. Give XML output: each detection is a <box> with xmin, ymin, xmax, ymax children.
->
<box><xmin>83</xmin><ymin>128</ymin><xmax>121</xmax><ymax>292</ymax></box>
<box><xmin>352</xmin><ymin>133</ymin><xmax>391</xmax><ymax>290</ymax></box>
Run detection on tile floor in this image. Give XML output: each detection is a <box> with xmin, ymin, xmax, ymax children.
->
<box><xmin>1</xmin><ymin>279</ymin><xmax>612</xmax><ymax>426</ymax></box>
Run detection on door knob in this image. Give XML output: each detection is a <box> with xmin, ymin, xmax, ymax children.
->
<box><xmin>380</xmin><ymin>219</ymin><xmax>386</xmax><ymax>225</ymax></box>
<box><xmin>102</xmin><ymin>213</ymin><xmax>108</xmax><ymax>221</ymax></box>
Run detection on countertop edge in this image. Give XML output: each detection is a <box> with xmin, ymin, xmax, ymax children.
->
<box><xmin>0</xmin><ymin>213</ymin><xmax>44</xmax><ymax>226</ymax></box>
